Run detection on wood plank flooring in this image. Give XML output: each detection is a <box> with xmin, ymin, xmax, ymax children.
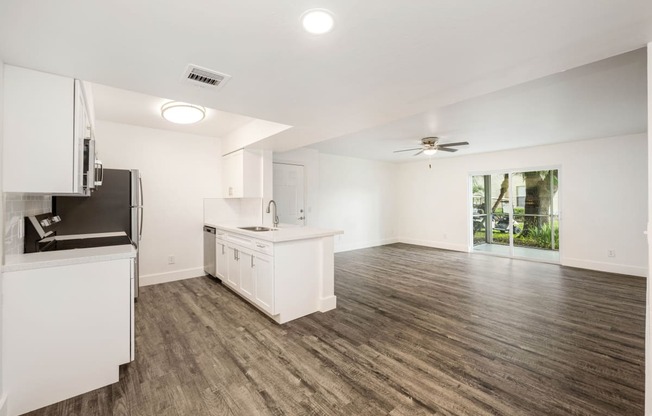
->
<box><xmin>26</xmin><ymin>243</ymin><xmax>645</xmax><ymax>415</ymax></box>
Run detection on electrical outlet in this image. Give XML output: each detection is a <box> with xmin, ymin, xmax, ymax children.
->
<box><xmin>607</xmin><ymin>250</ymin><xmax>616</xmax><ymax>258</ymax></box>
<box><xmin>168</xmin><ymin>255</ymin><xmax>175</xmax><ymax>264</ymax></box>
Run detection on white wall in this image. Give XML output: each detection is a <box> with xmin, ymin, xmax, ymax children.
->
<box><xmin>273</xmin><ymin>149</ymin><xmax>399</xmax><ymax>252</ymax></box>
<box><xmin>95</xmin><ymin>120</ymin><xmax>221</xmax><ymax>285</ymax></box>
<box><xmin>222</xmin><ymin>119</ymin><xmax>291</xmax><ymax>155</ymax></box>
<box><xmin>0</xmin><ymin>58</ymin><xmax>7</xmax><ymax>416</ymax></box>
<box><xmin>318</xmin><ymin>154</ymin><xmax>398</xmax><ymax>252</ymax></box>
<box><xmin>398</xmin><ymin>133</ymin><xmax>648</xmax><ymax>277</ymax></box>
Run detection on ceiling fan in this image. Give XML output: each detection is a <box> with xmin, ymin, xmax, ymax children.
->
<box><xmin>393</xmin><ymin>137</ymin><xmax>469</xmax><ymax>156</ymax></box>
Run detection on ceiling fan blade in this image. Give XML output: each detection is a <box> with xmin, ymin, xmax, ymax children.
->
<box><xmin>414</xmin><ymin>149</ymin><xmax>424</xmax><ymax>156</ymax></box>
<box><xmin>437</xmin><ymin>141</ymin><xmax>469</xmax><ymax>147</ymax></box>
<box><xmin>437</xmin><ymin>147</ymin><xmax>458</xmax><ymax>152</ymax></box>
<box><xmin>393</xmin><ymin>147</ymin><xmax>423</xmax><ymax>153</ymax></box>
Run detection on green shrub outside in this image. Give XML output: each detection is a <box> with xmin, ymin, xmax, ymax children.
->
<box><xmin>473</xmin><ymin>222</ymin><xmax>559</xmax><ymax>250</ymax></box>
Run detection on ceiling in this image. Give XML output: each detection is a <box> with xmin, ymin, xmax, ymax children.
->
<box><xmin>311</xmin><ymin>48</ymin><xmax>648</xmax><ymax>161</ymax></box>
<box><xmin>1</xmin><ymin>1</ymin><xmax>651</xmax><ymax>154</ymax></box>
<box><xmin>91</xmin><ymin>83</ymin><xmax>255</xmax><ymax>138</ymax></box>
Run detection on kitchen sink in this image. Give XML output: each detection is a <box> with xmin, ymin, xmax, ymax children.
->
<box><xmin>238</xmin><ymin>226</ymin><xmax>276</xmax><ymax>232</ymax></box>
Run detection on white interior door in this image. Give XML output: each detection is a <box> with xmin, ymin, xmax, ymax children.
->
<box><xmin>273</xmin><ymin>163</ymin><xmax>305</xmax><ymax>226</ymax></box>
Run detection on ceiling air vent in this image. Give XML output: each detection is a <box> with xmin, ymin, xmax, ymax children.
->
<box><xmin>181</xmin><ymin>64</ymin><xmax>231</xmax><ymax>89</ymax></box>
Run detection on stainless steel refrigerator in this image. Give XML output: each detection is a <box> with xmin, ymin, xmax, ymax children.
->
<box><xmin>53</xmin><ymin>169</ymin><xmax>143</xmax><ymax>297</ymax></box>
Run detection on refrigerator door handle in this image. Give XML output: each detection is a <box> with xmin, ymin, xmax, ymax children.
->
<box><xmin>139</xmin><ymin>176</ymin><xmax>144</xmax><ymax>207</ymax></box>
<box><xmin>139</xmin><ymin>207</ymin><xmax>144</xmax><ymax>240</ymax></box>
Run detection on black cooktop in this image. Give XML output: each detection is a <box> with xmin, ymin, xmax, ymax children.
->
<box><xmin>38</xmin><ymin>235</ymin><xmax>133</xmax><ymax>252</ymax></box>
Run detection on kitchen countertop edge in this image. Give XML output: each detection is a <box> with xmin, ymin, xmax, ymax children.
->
<box><xmin>206</xmin><ymin>223</ymin><xmax>343</xmax><ymax>242</ymax></box>
<box><xmin>3</xmin><ymin>245</ymin><xmax>137</xmax><ymax>273</ymax></box>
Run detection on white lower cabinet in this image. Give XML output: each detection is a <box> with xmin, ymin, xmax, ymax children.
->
<box><xmin>220</xmin><ymin>234</ymin><xmax>276</xmax><ymax>316</ymax></box>
<box><xmin>211</xmin><ymin>226</ymin><xmax>336</xmax><ymax>324</ymax></box>
<box><xmin>216</xmin><ymin>240</ymin><xmax>228</xmax><ymax>279</ymax></box>
<box><xmin>238</xmin><ymin>248</ymin><xmax>255</xmax><ymax>300</ymax></box>
<box><xmin>226</xmin><ymin>245</ymin><xmax>240</xmax><ymax>288</ymax></box>
<box><xmin>3</xmin><ymin>257</ymin><xmax>134</xmax><ymax>416</ymax></box>
<box><xmin>253</xmin><ymin>252</ymin><xmax>274</xmax><ymax>314</ymax></box>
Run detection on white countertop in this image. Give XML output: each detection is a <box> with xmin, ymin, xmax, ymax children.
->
<box><xmin>206</xmin><ymin>223</ymin><xmax>343</xmax><ymax>243</ymax></box>
<box><xmin>3</xmin><ymin>232</ymin><xmax>136</xmax><ymax>272</ymax></box>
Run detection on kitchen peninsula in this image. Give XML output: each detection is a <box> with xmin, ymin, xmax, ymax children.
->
<box><xmin>205</xmin><ymin>223</ymin><xmax>342</xmax><ymax>324</ymax></box>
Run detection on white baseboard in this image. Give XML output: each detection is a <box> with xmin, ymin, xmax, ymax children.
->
<box><xmin>396</xmin><ymin>240</ymin><xmax>646</xmax><ymax>277</ymax></box>
<box><xmin>396</xmin><ymin>237</ymin><xmax>469</xmax><ymax>253</ymax></box>
<box><xmin>319</xmin><ymin>295</ymin><xmax>337</xmax><ymax>312</ymax></box>
<box><xmin>562</xmin><ymin>258</ymin><xmax>647</xmax><ymax>278</ymax></box>
<box><xmin>140</xmin><ymin>267</ymin><xmax>204</xmax><ymax>287</ymax></box>
<box><xmin>0</xmin><ymin>394</ymin><xmax>7</xmax><ymax>416</ymax></box>
<box><xmin>334</xmin><ymin>237</ymin><xmax>399</xmax><ymax>253</ymax></box>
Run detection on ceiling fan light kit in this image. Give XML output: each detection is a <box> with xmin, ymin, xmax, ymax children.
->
<box><xmin>393</xmin><ymin>137</ymin><xmax>469</xmax><ymax>156</ymax></box>
<box><xmin>393</xmin><ymin>136</ymin><xmax>469</xmax><ymax>168</ymax></box>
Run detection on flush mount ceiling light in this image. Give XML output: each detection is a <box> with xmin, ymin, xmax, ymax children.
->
<box><xmin>161</xmin><ymin>101</ymin><xmax>206</xmax><ymax>124</ymax></box>
<box><xmin>301</xmin><ymin>9</ymin><xmax>335</xmax><ymax>34</ymax></box>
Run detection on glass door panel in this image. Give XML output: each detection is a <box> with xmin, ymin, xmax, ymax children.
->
<box><xmin>511</xmin><ymin>169</ymin><xmax>559</xmax><ymax>254</ymax></box>
<box><xmin>471</xmin><ymin>175</ymin><xmax>488</xmax><ymax>246</ymax></box>
<box><xmin>472</xmin><ymin>173</ymin><xmax>512</xmax><ymax>256</ymax></box>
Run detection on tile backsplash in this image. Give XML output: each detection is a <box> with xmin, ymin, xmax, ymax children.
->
<box><xmin>3</xmin><ymin>193</ymin><xmax>52</xmax><ymax>255</ymax></box>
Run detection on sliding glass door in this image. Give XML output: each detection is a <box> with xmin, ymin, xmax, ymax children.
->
<box><xmin>471</xmin><ymin>169</ymin><xmax>559</xmax><ymax>262</ymax></box>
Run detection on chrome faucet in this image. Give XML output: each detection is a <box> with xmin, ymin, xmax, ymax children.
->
<box><xmin>266</xmin><ymin>200</ymin><xmax>279</xmax><ymax>228</ymax></box>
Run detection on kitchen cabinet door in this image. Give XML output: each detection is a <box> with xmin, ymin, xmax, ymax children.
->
<box><xmin>238</xmin><ymin>249</ymin><xmax>255</xmax><ymax>300</ymax></box>
<box><xmin>216</xmin><ymin>241</ymin><xmax>228</xmax><ymax>280</ymax></box>
<box><xmin>3</xmin><ymin>66</ymin><xmax>93</xmax><ymax>194</ymax></box>
<box><xmin>3</xmin><ymin>258</ymin><xmax>132</xmax><ymax>416</ymax></box>
<box><xmin>253</xmin><ymin>252</ymin><xmax>274</xmax><ymax>314</ymax></box>
<box><xmin>221</xmin><ymin>149</ymin><xmax>262</xmax><ymax>198</ymax></box>
<box><xmin>221</xmin><ymin>150</ymin><xmax>243</xmax><ymax>198</ymax></box>
<box><xmin>226</xmin><ymin>245</ymin><xmax>240</xmax><ymax>288</ymax></box>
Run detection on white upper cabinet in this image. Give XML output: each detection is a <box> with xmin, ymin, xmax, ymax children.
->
<box><xmin>3</xmin><ymin>65</ymin><xmax>94</xmax><ymax>194</ymax></box>
<box><xmin>221</xmin><ymin>149</ymin><xmax>262</xmax><ymax>198</ymax></box>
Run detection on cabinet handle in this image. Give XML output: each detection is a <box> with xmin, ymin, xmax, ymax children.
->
<box><xmin>251</xmin><ymin>256</ymin><xmax>254</xmax><ymax>268</ymax></box>
<box><xmin>222</xmin><ymin>244</ymin><xmax>225</xmax><ymax>255</ymax></box>
<box><xmin>256</xmin><ymin>243</ymin><xmax>266</xmax><ymax>248</ymax></box>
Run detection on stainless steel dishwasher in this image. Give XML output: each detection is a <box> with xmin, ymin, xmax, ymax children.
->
<box><xmin>203</xmin><ymin>226</ymin><xmax>217</xmax><ymax>278</ymax></box>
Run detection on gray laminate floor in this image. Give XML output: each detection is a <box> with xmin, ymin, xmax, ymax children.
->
<box><xmin>26</xmin><ymin>243</ymin><xmax>645</xmax><ymax>415</ymax></box>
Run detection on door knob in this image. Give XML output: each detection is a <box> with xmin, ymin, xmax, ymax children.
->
<box><xmin>298</xmin><ymin>216</ymin><xmax>305</xmax><ymax>220</ymax></box>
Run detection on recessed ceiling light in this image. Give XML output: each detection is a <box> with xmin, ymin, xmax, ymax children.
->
<box><xmin>161</xmin><ymin>101</ymin><xmax>206</xmax><ymax>124</ymax></box>
<box><xmin>423</xmin><ymin>148</ymin><xmax>437</xmax><ymax>156</ymax></box>
<box><xmin>301</xmin><ymin>9</ymin><xmax>334</xmax><ymax>34</ymax></box>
